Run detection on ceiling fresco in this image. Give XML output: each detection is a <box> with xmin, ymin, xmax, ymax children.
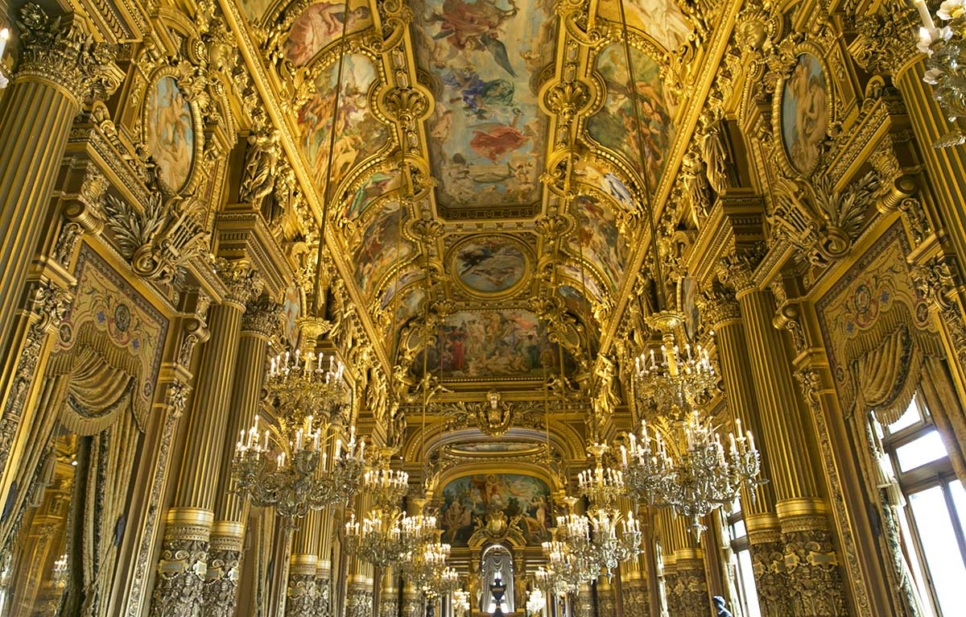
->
<box><xmin>596</xmin><ymin>0</ymin><xmax>693</xmax><ymax>52</ymax></box>
<box><xmin>296</xmin><ymin>52</ymin><xmax>389</xmax><ymax>199</ymax></box>
<box><xmin>413</xmin><ymin>0</ymin><xmax>556</xmax><ymax>214</ymax></box>
<box><xmin>232</xmin><ymin>0</ymin><xmax>689</xmax><ymax>394</ymax></box>
<box><xmin>586</xmin><ymin>43</ymin><xmax>674</xmax><ymax>191</ymax></box>
<box><xmin>450</xmin><ymin>235</ymin><xmax>530</xmax><ymax>296</ymax></box>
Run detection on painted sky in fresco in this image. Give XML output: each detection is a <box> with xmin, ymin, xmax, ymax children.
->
<box><xmin>414</xmin><ymin>0</ymin><xmax>555</xmax><ymax>210</ymax></box>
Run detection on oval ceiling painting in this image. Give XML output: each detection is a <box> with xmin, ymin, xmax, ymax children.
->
<box><xmin>780</xmin><ymin>53</ymin><xmax>828</xmax><ymax>174</ymax></box>
<box><xmin>145</xmin><ymin>76</ymin><xmax>194</xmax><ymax>192</ymax></box>
<box><xmin>452</xmin><ymin>236</ymin><xmax>529</xmax><ymax>295</ymax></box>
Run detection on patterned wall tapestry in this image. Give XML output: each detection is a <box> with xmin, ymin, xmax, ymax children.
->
<box><xmin>51</xmin><ymin>245</ymin><xmax>169</xmax><ymax>431</ymax></box>
<box><xmin>439</xmin><ymin>473</ymin><xmax>551</xmax><ymax>547</ymax></box>
<box><xmin>816</xmin><ymin>224</ymin><xmax>942</xmax><ymax>421</ymax></box>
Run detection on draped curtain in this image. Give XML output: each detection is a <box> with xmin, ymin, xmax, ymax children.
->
<box><xmin>480</xmin><ymin>545</ymin><xmax>514</xmax><ymax>613</ymax></box>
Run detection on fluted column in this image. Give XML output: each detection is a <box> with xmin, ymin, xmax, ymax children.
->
<box><xmin>346</xmin><ymin>574</ymin><xmax>374</xmax><ymax>617</ymax></box>
<box><xmin>596</xmin><ymin>577</ymin><xmax>616</xmax><ymax>615</ymax></box>
<box><xmin>0</xmin><ymin>2</ymin><xmax>120</xmax><ymax>505</ymax></box>
<box><xmin>380</xmin><ymin>568</ymin><xmax>399</xmax><ymax>617</ymax></box>
<box><xmin>659</xmin><ymin>510</ymin><xmax>707</xmax><ymax>617</ymax></box>
<box><xmin>204</xmin><ymin>299</ymin><xmax>277</xmax><ymax>616</ymax></box>
<box><xmin>401</xmin><ymin>583</ymin><xmax>422</xmax><ymax>617</ymax></box>
<box><xmin>316</xmin><ymin>558</ymin><xmax>333</xmax><ymax>617</ymax></box>
<box><xmin>286</xmin><ymin>509</ymin><xmax>323</xmax><ymax>617</ymax></box>
<box><xmin>151</xmin><ymin>261</ymin><xmax>261</xmax><ymax>616</ymax></box>
<box><xmin>704</xmin><ymin>286</ymin><xmax>789</xmax><ymax>615</ymax></box>
<box><xmin>719</xmin><ymin>260</ymin><xmax>848</xmax><ymax>616</ymax></box>
<box><xmin>620</xmin><ymin>552</ymin><xmax>649</xmax><ymax>617</ymax></box>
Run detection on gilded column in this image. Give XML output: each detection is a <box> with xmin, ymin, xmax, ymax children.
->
<box><xmin>719</xmin><ymin>259</ymin><xmax>848</xmax><ymax>616</ymax></box>
<box><xmin>346</xmin><ymin>574</ymin><xmax>374</xmax><ymax>617</ymax></box>
<box><xmin>620</xmin><ymin>556</ymin><xmax>649</xmax><ymax>617</ymax></box>
<box><xmin>401</xmin><ymin>582</ymin><xmax>422</xmax><ymax>617</ymax></box>
<box><xmin>659</xmin><ymin>510</ymin><xmax>707</xmax><ymax>617</ymax></box>
<box><xmin>0</xmin><ymin>2</ymin><xmax>121</xmax><ymax>504</ymax></box>
<box><xmin>380</xmin><ymin>568</ymin><xmax>399</xmax><ymax>617</ymax></box>
<box><xmin>703</xmin><ymin>285</ymin><xmax>788</xmax><ymax>615</ymax></box>
<box><xmin>575</xmin><ymin>582</ymin><xmax>594</xmax><ymax>617</ymax></box>
<box><xmin>205</xmin><ymin>299</ymin><xmax>278</xmax><ymax>616</ymax></box>
<box><xmin>151</xmin><ymin>261</ymin><xmax>261</xmax><ymax>616</ymax></box>
<box><xmin>316</xmin><ymin>558</ymin><xmax>332</xmax><ymax>617</ymax></box>
<box><xmin>596</xmin><ymin>577</ymin><xmax>616</xmax><ymax>615</ymax></box>
<box><xmin>0</xmin><ymin>3</ymin><xmax>119</xmax><ymax>352</ymax></box>
<box><xmin>286</xmin><ymin>510</ymin><xmax>323</xmax><ymax>617</ymax></box>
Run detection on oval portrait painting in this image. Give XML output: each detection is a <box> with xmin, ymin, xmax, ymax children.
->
<box><xmin>145</xmin><ymin>76</ymin><xmax>195</xmax><ymax>191</ymax></box>
<box><xmin>781</xmin><ymin>54</ymin><xmax>828</xmax><ymax>174</ymax></box>
<box><xmin>453</xmin><ymin>237</ymin><xmax>528</xmax><ymax>295</ymax></box>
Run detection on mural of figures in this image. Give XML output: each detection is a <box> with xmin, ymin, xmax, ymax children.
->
<box><xmin>418</xmin><ymin>309</ymin><xmax>565</xmax><ymax>379</ymax></box>
<box><xmin>345</xmin><ymin>170</ymin><xmax>402</xmax><ymax>221</ymax></box>
<box><xmin>284</xmin><ymin>0</ymin><xmax>373</xmax><ymax>66</ymax></box>
<box><xmin>297</xmin><ymin>53</ymin><xmax>389</xmax><ymax>197</ymax></box>
<box><xmin>557</xmin><ymin>263</ymin><xmax>606</xmax><ymax>303</ymax></box>
<box><xmin>453</xmin><ymin>237</ymin><xmax>528</xmax><ymax>294</ymax></box>
<box><xmin>597</xmin><ymin>0</ymin><xmax>693</xmax><ymax>51</ymax></box>
<box><xmin>574</xmin><ymin>159</ymin><xmax>636</xmax><ymax>212</ymax></box>
<box><xmin>353</xmin><ymin>201</ymin><xmax>413</xmax><ymax>297</ymax></box>
<box><xmin>144</xmin><ymin>77</ymin><xmax>194</xmax><ymax>191</ymax></box>
<box><xmin>414</xmin><ymin>0</ymin><xmax>555</xmax><ymax>210</ymax></box>
<box><xmin>587</xmin><ymin>44</ymin><xmax>673</xmax><ymax>191</ymax></box>
<box><xmin>439</xmin><ymin>474</ymin><xmax>551</xmax><ymax>546</ymax></box>
<box><xmin>781</xmin><ymin>54</ymin><xmax>828</xmax><ymax>174</ymax></box>
<box><xmin>567</xmin><ymin>195</ymin><xmax>627</xmax><ymax>291</ymax></box>
<box><xmin>379</xmin><ymin>270</ymin><xmax>426</xmax><ymax>309</ymax></box>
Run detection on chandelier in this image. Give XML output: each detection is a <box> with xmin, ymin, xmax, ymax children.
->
<box><xmin>344</xmin><ymin>449</ymin><xmax>435</xmax><ymax>568</ymax></box>
<box><xmin>537</xmin><ymin>533</ymin><xmax>582</xmax><ymax>597</ymax></box>
<box><xmin>526</xmin><ymin>588</ymin><xmax>546</xmax><ymax>615</ymax></box>
<box><xmin>623</xmin><ymin>314</ymin><xmax>762</xmax><ymax>537</ymax></box>
<box><xmin>452</xmin><ymin>589</ymin><xmax>471</xmax><ymax>617</ymax></box>
<box><xmin>404</xmin><ymin>532</ymin><xmax>459</xmax><ymax>598</ymax></box>
<box><xmin>915</xmin><ymin>0</ymin><xmax>966</xmax><ymax>146</ymax></box>
<box><xmin>232</xmin><ymin>350</ymin><xmax>364</xmax><ymax>526</ymax></box>
<box><xmin>552</xmin><ymin>498</ymin><xmax>641</xmax><ymax>581</ymax></box>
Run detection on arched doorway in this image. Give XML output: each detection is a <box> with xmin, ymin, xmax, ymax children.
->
<box><xmin>480</xmin><ymin>544</ymin><xmax>514</xmax><ymax>613</ymax></box>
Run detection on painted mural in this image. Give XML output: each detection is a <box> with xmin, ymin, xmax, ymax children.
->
<box><xmin>567</xmin><ymin>195</ymin><xmax>627</xmax><ymax>290</ymax></box>
<box><xmin>439</xmin><ymin>474</ymin><xmax>551</xmax><ymax>546</ymax></box>
<box><xmin>452</xmin><ymin>442</ymin><xmax>535</xmax><ymax>453</ymax></box>
<box><xmin>284</xmin><ymin>0</ymin><xmax>373</xmax><ymax>66</ymax></box>
<box><xmin>414</xmin><ymin>0</ymin><xmax>555</xmax><ymax>210</ymax></box>
<box><xmin>353</xmin><ymin>201</ymin><xmax>413</xmax><ymax>297</ymax></box>
<box><xmin>379</xmin><ymin>269</ymin><xmax>426</xmax><ymax>309</ymax></box>
<box><xmin>558</xmin><ymin>263</ymin><xmax>606</xmax><ymax>303</ymax></box>
<box><xmin>597</xmin><ymin>0</ymin><xmax>693</xmax><ymax>51</ymax></box>
<box><xmin>574</xmin><ymin>159</ymin><xmax>635</xmax><ymax>212</ymax></box>
<box><xmin>145</xmin><ymin>76</ymin><xmax>194</xmax><ymax>191</ymax></box>
<box><xmin>781</xmin><ymin>54</ymin><xmax>828</xmax><ymax>173</ymax></box>
<box><xmin>587</xmin><ymin>44</ymin><xmax>672</xmax><ymax>191</ymax></box>
<box><xmin>345</xmin><ymin>170</ymin><xmax>402</xmax><ymax>221</ymax></box>
<box><xmin>419</xmin><ymin>309</ymin><xmax>565</xmax><ymax>379</ymax></box>
<box><xmin>297</xmin><ymin>53</ymin><xmax>389</xmax><ymax>197</ymax></box>
<box><xmin>54</xmin><ymin>246</ymin><xmax>169</xmax><ymax>422</ymax></box>
<box><xmin>453</xmin><ymin>236</ymin><xmax>528</xmax><ymax>294</ymax></box>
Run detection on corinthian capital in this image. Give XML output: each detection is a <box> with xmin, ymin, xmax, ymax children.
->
<box><xmin>716</xmin><ymin>247</ymin><xmax>763</xmax><ymax>294</ymax></box>
<box><xmin>848</xmin><ymin>2</ymin><xmax>920</xmax><ymax>77</ymax></box>
<box><xmin>241</xmin><ymin>297</ymin><xmax>281</xmax><ymax>337</ymax></box>
<box><xmin>216</xmin><ymin>258</ymin><xmax>263</xmax><ymax>307</ymax></box>
<box><xmin>700</xmin><ymin>285</ymin><xmax>741</xmax><ymax>328</ymax></box>
<box><xmin>14</xmin><ymin>3</ymin><xmax>123</xmax><ymax>105</ymax></box>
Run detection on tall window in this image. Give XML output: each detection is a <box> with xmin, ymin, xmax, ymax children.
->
<box><xmin>727</xmin><ymin>504</ymin><xmax>761</xmax><ymax>617</ymax></box>
<box><xmin>879</xmin><ymin>395</ymin><xmax>966</xmax><ymax>617</ymax></box>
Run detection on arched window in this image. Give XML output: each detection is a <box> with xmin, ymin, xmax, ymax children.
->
<box><xmin>480</xmin><ymin>544</ymin><xmax>514</xmax><ymax>613</ymax></box>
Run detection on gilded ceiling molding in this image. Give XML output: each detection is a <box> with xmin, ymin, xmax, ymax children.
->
<box><xmin>847</xmin><ymin>0</ymin><xmax>920</xmax><ymax>77</ymax></box>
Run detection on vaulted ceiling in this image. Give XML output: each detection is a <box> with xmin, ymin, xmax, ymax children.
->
<box><xmin>230</xmin><ymin>0</ymin><xmax>712</xmax><ymax>396</ymax></box>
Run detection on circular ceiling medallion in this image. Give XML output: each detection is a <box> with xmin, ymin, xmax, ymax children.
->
<box><xmin>451</xmin><ymin>235</ymin><xmax>530</xmax><ymax>296</ymax></box>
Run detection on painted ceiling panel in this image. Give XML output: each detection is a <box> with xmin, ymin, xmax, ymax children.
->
<box><xmin>586</xmin><ymin>43</ymin><xmax>673</xmax><ymax>192</ymax></box>
<box><xmin>413</xmin><ymin>0</ymin><xmax>556</xmax><ymax>213</ymax></box>
<box><xmin>595</xmin><ymin>0</ymin><xmax>693</xmax><ymax>52</ymax></box>
<box><xmin>283</xmin><ymin>0</ymin><xmax>373</xmax><ymax>67</ymax></box>
<box><xmin>353</xmin><ymin>200</ymin><xmax>413</xmax><ymax>299</ymax></box>
<box><xmin>296</xmin><ymin>52</ymin><xmax>390</xmax><ymax>201</ymax></box>
<box><xmin>566</xmin><ymin>195</ymin><xmax>627</xmax><ymax>292</ymax></box>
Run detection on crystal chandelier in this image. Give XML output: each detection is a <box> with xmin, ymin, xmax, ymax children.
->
<box><xmin>452</xmin><ymin>589</ymin><xmax>471</xmax><ymax>617</ymax></box>
<box><xmin>405</xmin><ymin>532</ymin><xmax>458</xmax><ymax>597</ymax></box>
<box><xmin>537</xmin><ymin>534</ymin><xmax>582</xmax><ymax>597</ymax></box>
<box><xmin>526</xmin><ymin>588</ymin><xmax>546</xmax><ymax>615</ymax></box>
<box><xmin>623</xmin><ymin>314</ymin><xmax>762</xmax><ymax>537</ymax></box>
<box><xmin>576</xmin><ymin>443</ymin><xmax>625</xmax><ymax>508</ymax></box>
<box><xmin>915</xmin><ymin>0</ymin><xmax>966</xmax><ymax>146</ymax></box>
<box><xmin>552</xmin><ymin>500</ymin><xmax>641</xmax><ymax>581</ymax></box>
<box><xmin>344</xmin><ymin>449</ymin><xmax>434</xmax><ymax>568</ymax></box>
<box><xmin>232</xmin><ymin>350</ymin><xmax>364</xmax><ymax>526</ymax></box>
